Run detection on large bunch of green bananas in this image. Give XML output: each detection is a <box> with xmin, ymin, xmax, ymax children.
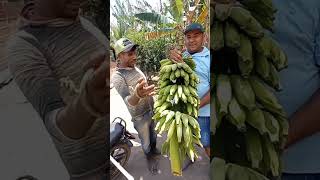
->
<box><xmin>210</xmin><ymin>0</ymin><xmax>289</xmax><ymax>179</ymax></box>
<box><xmin>153</xmin><ymin>57</ymin><xmax>201</xmax><ymax>176</ymax></box>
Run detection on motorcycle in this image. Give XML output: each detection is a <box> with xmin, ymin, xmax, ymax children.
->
<box><xmin>109</xmin><ymin>117</ymin><xmax>135</xmax><ymax>180</ymax></box>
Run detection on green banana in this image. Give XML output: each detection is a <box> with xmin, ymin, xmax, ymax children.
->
<box><xmin>187</xmin><ymin>95</ymin><xmax>194</xmax><ymax>105</ymax></box>
<box><xmin>171</xmin><ymin>64</ymin><xmax>177</xmax><ymax>71</ymax></box>
<box><xmin>160</xmin><ymin>80</ymin><xmax>170</xmax><ymax>88</ymax></box>
<box><xmin>249</xmin><ymin>76</ymin><xmax>283</xmax><ymax>113</ymax></box>
<box><xmin>262</xmin><ymin>136</ymin><xmax>280</xmax><ymax>177</ymax></box>
<box><xmin>169</xmin><ymin>84</ymin><xmax>178</xmax><ymax>95</ymax></box>
<box><xmin>181</xmin><ymin>113</ymin><xmax>189</xmax><ymax>127</ymax></box>
<box><xmin>263</xmin><ymin>111</ymin><xmax>280</xmax><ymax>143</ymax></box>
<box><xmin>238</xmin><ymin>56</ymin><xmax>254</xmax><ymax>77</ymax></box>
<box><xmin>211</xmin><ymin>94</ymin><xmax>219</xmax><ymax>134</ymax></box>
<box><xmin>245</xmin><ymin>128</ymin><xmax>263</xmax><ymax>168</ymax></box>
<box><xmin>175</xmin><ymin>111</ymin><xmax>181</xmax><ymax>125</ymax></box>
<box><xmin>174</xmin><ymin>92</ymin><xmax>179</xmax><ymax>104</ymax></box>
<box><xmin>167</xmin><ymin>120</ymin><xmax>176</xmax><ymax>141</ymax></box>
<box><xmin>180</xmin><ymin>69</ymin><xmax>186</xmax><ymax>78</ymax></box>
<box><xmin>166</xmin><ymin>111</ymin><xmax>176</xmax><ymax>122</ymax></box>
<box><xmin>216</xmin><ymin>74</ymin><xmax>232</xmax><ymax>117</ymax></box>
<box><xmin>188</xmin><ymin>86</ymin><xmax>198</xmax><ymax>97</ymax></box>
<box><xmin>160</xmin><ymin>59</ymin><xmax>171</xmax><ymax>66</ymax></box>
<box><xmin>255</xmin><ymin>54</ymin><xmax>270</xmax><ymax>81</ymax></box>
<box><xmin>181</xmin><ymin>92</ymin><xmax>188</xmax><ymax>103</ymax></box>
<box><xmin>161</xmin><ymin>140</ymin><xmax>169</xmax><ymax>155</ymax></box>
<box><xmin>177</xmin><ymin>121</ymin><xmax>183</xmax><ymax>142</ymax></box>
<box><xmin>187</xmin><ymin>103</ymin><xmax>193</xmax><ymax>115</ymax></box>
<box><xmin>275</xmin><ymin>115</ymin><xmax>289</xmax><ymax>136</ymax></box>
<box><xmin>215</xmin><ymin>3</ymin><xmax>232</xmax><ymax>21</ymax></box>
<box><xmin>210</xmin><ymin>158</ymin><xmax>226</xmax><ymax>180</ymax></box>
<box><xmin>230</xmin><ymin>75</ymin><xmax>256</xmax><ymax>110</ymax></box>
<box><xmin>224</xmin><ymin>21</ymin><xmax>241</xmax><ymax>48</ymax></box>
<box><xmin>183</xmin><ymin>125</ymin><xmax>191</xmax><ymax>148</ymax></box>
<box><xmin>177</xmin><ymin>85</ymin><xmax>183</xmax><ymax>98</ymax></box>
<box><xmin>227</xmin><ymin>97</ymin><xmax>246</xmax><ymax>131</ymax></box>
<box><xmin>226</xmin><ymin>163</ymin><xmax>250</xmax><ymax>180</ymax></box>
<box><xmin>175</xmin><ymin>69</ymin><xmax>181</xmax><ymax>78</ymax></box>
<box><xmin>155</xmin><ymin>116</ymin><xmax>166</xmax><ymax>131</ymax></box>
<box><xmin>182</xmin><ymin>85</ymin><xmax>191</xmax><ymax>96</ymax></box>
<box><xmin>211</xmin><ymin>20</ymin><xmax>224</xmax><ymax>51</ymax></box>
<box><xmin>166</xmin><ymin>94</ymin><xmax>174</xmax><ymax>103</ymax></box>
<box><xmin>237</xmin><ymin>33</ymin><xmax>253</xmax><ymax>63</ymax></box>
<box><xmin>229</xmin><ymin>6</ymin><xmax>264</xmax><ymax>38</ymax></box>
<box><xmin>246</xmin><ymin>108</ymin><xmax>268</xmax><ymax>135</ymax></box>
<box><xmin>253</xmin><ymin>36</ymin><xmax>272</xmax><ymax>57</ymax></box>
<box><xmin>268</xmin><ymin>62</ymin><xmax>282</xmax><ymax>91</ymax></box>
<box><xmin>170</xmin><ymin>71</ymin><xmax>176</xmax><ymax>82</ymax></box>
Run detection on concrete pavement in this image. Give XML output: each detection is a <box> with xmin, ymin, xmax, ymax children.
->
<box><xmin>1</xmin><ymin>70</ymin><xmax>210</xmax><ymax>180</ymax></box>
<box><xmin>110</xmin><ymin>90</ymin><xmax>210</xmax><ymax>180</ymax></box>
<box><xmin>0</xmin><ymin>70</ymin><xmax>69</xmax><ymax>180</ymax></box>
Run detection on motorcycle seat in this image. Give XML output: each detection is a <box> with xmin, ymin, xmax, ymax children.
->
<box><xmin>110</xmin><ymin>122</ymin><xmax>124</xmax><ymax>147</ymax></box>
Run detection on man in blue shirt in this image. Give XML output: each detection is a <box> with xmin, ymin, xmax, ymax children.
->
<box><xmin>271</xmin><ymin>1</ymin><xmax>320</xmax><ymax>179</ymax></box>
<box><xmin>168</xmin><ymin>23</ymin><xmax>211</xmax><ymax>157</ymax></box>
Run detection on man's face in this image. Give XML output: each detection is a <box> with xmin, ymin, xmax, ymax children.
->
<box><xmin>37</xmin><ymin>0</ymin><xmax>82</xmax><ymax>18</ymax></box>
<box><xmin>185</xmin><ymin>30</ymin><xmax>204</xmax><ymax>54</ymax></box>
<box><xmin>118</xmin><ymin>49</ymin><xmax>137</xmax><ymax>68</ymax></box>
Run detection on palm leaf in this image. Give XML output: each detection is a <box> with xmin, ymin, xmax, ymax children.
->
<box><xmin>135</xmin><ymin>12</ymin><xmax>172</xmax><ymax>24</ymax></box>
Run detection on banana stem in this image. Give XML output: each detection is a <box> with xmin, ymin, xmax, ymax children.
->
<box><xmin>170</xmin><ymin>132</ymin><xmax>182</xmax><ymax>176</ymax></box>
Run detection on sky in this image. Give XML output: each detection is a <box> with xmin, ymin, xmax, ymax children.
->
<box><xmin>110</xmin><ymin>0</ymin><xmax>169</xmax><ymax>27</ymax></box>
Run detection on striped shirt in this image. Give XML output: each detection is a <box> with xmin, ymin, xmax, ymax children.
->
<box><xmin>7</xmin><ymin>17</ymin><xmax>108</xmax><ymax>178</ymax></box>
<box><xmin>111</xmin><ymin>67</ymin><xmax>154</xmax><ymax>120</ymax></box>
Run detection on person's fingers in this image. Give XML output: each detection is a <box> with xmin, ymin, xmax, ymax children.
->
<box><xmin>171</xmin><ymin>51</ymin><xmax>184</xmax><ymax>63</ymax></box>
<box><xmin>138</xmin><ymin>80</ymin><xmax>147</xmax><ymax>89</ymax></box>
<box><xmin>83</xmin><ymin>51</ymin><xmax>106</xmax><ymax>71</ymax></box>
<box><xmin>143</xmin><ymin>84</ymin><xmax>155</xmax><ymax>91</ymax></box>
<box><xmin>140</xmin><ymin>86</ymin><xmax>155</xmax><ymax>97</ymax></box>
<box><xmin>137</xmin><ymin>77</ymin><xmax>145</xmax><ymax>84</ymax></box>
<box><xmin>91</xmin><ymin>61</ymin><xmax>108</xmax><ymax>88</ymax></box>
<box><xmin>148</xmin><ymin>91</ymin><xmax>156</xmax><ymax>96</ymax></box>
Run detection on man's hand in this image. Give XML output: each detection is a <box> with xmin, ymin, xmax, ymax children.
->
<box><xmin>57</xmin><ymin>51</ymin><xmax>108</xmax><ymax>139</ymax></box>
<box><xmin>168</xmin><ymin>48</ymin><xmax>184</xmax><ymax>63</ymax></box>
<box><xmin>127</xmin><ymin>77</ymin><xmax>155</xmax><ymax>107</ymax></box>
<box><xmin>84</xmin><ymin>52</ymin><xmax>108</xmax><ymax>115</ymax></box>
<box><xmin>135</xmin><ymin>78</ymin><xmax>156</xmax><ymax>98</ymax></box>
<box><xmin>284</xmin><ymin>89</ymin><xmax>320</xmax><ymax>150</ymax></box>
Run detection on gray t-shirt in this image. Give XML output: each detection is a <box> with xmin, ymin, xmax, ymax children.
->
<box><xmin>111</xmin><ymin>67</ymin><xmax>154</xmax><ymax>120</ymax></box>
<box><xmin>7</xmin><ymin>17</ymin><xmax>108</xmax><ymax>178</ymax></box>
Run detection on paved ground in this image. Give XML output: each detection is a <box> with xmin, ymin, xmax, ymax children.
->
<box><xmin>111</xmin><ymin>89</ymin><xmax>210</xmax><ymax>180</ymax></box>
<box><xmin>0</xmin><ymin>69</ymin><xmax>210</xmax><ymax>180</ymax></box>
<box><xmin>114</xmin><ymin>132</ymin><xmax>210</xmax><ymax>180</ymax></box>
<box><xmin>0</xmin><ymin>70</ymin><xmax>69</xmax><ymax>180</ymax></box>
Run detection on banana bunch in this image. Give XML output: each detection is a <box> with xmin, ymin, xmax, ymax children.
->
<box><xmin>211</xmin><ymin>0</ymin><xmax>289</xmax><ymax>179</ymax></box>
<box><xmin>153</xmin><ymin>57</ymin><xmax>202</xmax><ymax>176</ymax></box>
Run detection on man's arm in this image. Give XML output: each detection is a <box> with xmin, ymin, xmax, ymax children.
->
<box><xmin>285</xmin><ymin>89</ymin><xmax>320</xmax><ymax>149</ymax></box>
<box><xmin>199</xmin><ymin>90</ymin><xmax>210</xmax><ymax>108</ymax></box>
<box><xmin>111</xmin><ymin>73</ymin><xmax>140</xmax><ymax>106</ymax></box>
<box><xmin>112</xmin><ymin>75</ymin><xmax>155</xmax><ymax>107</ymax></box>
<box><xmin>286</xmin><ymin>26</ymin><xmax>320</xmax><ymax>148</ymax></box>
<box><xmin>8</xmin><ymin>36</ymin><xmax>105</xmax><ymax>140</ymax></box>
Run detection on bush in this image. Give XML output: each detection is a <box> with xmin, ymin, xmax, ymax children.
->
<box><xmin>126</xmin><ymin>30</ymin><xmax>175</xmax><ymax>80</ymax></box>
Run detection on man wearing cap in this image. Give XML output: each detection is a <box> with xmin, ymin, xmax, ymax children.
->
<box><xmin>7</xmin><ymin>0</ymin><xmax>108</xmax><ymax>179</ymax></box>
<box><xmin>111</xmin><ymin>38</ymin><xmax>160</xmax><ymax>174</ymax></box>
<box><xmin>168</xmin><ymin>23</ymin><xmax>211</xmax><ymax>157</ymax></box>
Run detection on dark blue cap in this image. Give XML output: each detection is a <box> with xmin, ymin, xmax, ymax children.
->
<box><xmin>184</xmin><ymin>23</ymin><xmax>205</xmax><ymax>34</ymax></box>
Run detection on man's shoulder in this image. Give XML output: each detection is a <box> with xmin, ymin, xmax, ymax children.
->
<box><xmin>80</xmin><ymin>17</ymin><xmax>109</xmax><ymax>48</ymax></box>
<box><xmin>7</xmin><ymin>30</ymin><xmax>38</xmax><ymax>49</ymax></box>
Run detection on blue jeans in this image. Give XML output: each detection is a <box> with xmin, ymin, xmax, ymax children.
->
<box><xmin>133</xmin><ymin>111</ymin><xmax>157</xmax><ymax>156</ymax></box>
<box><xmin>283</xmin><ymin>174</ymin><xmax>320</xmax><ymax>180</ymax></box>
<box><xmin>197</xmin><ymin>116</ymin><xmax>210</xmax><ymax>148</ymax></box>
